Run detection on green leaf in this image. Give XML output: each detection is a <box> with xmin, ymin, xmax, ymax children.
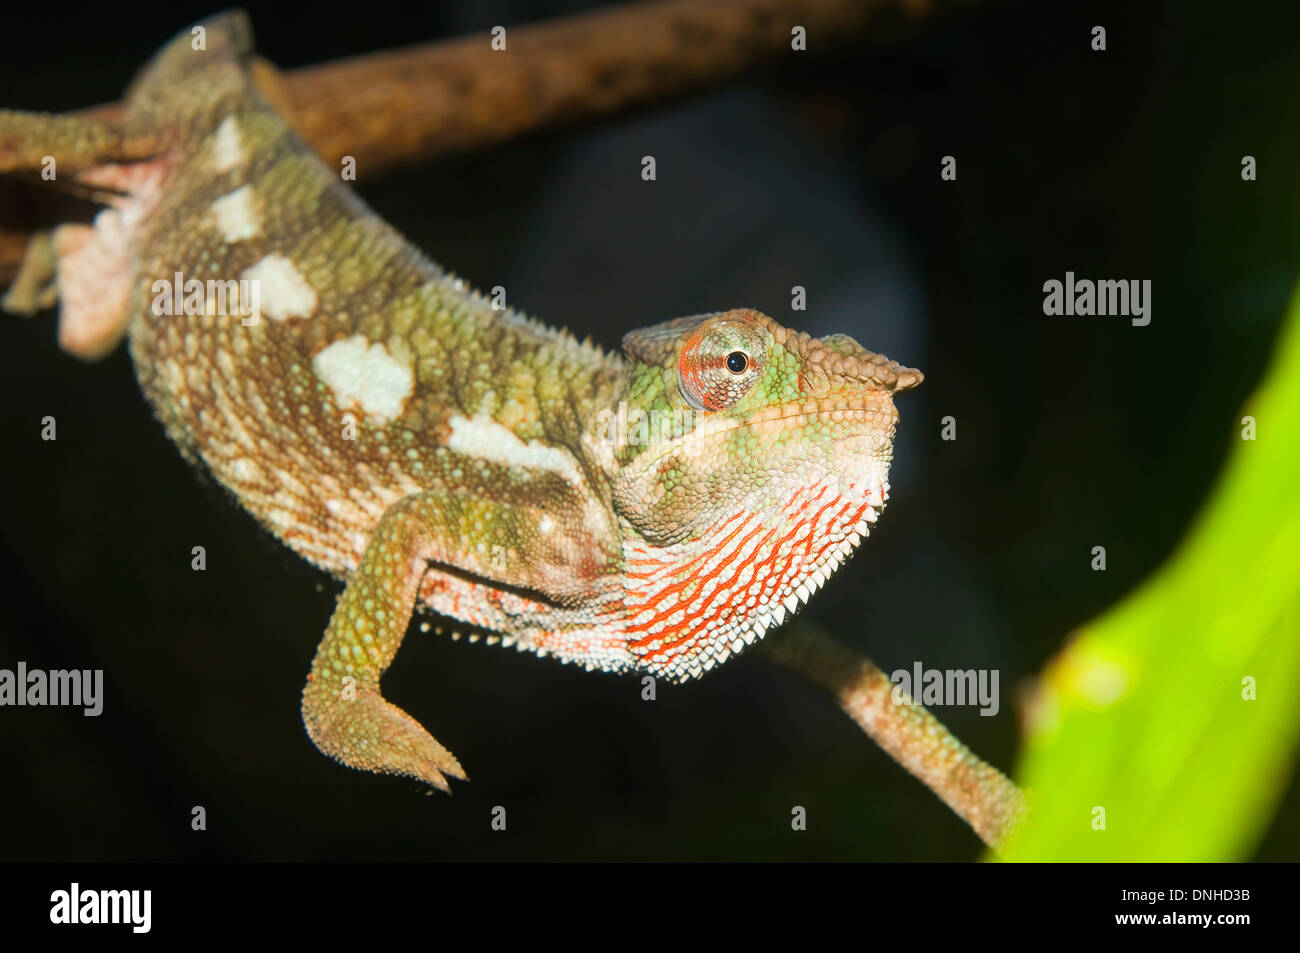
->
<box><xmin>997</xmin><ymin>290</ymin><xmax>1300</xmax><ymax>862</ymax></box>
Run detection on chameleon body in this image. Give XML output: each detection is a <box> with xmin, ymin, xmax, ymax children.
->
<box><xmin>0</xmin><ymin>15</ymin><xmax>920</xmax><ymax>790</ymax></box>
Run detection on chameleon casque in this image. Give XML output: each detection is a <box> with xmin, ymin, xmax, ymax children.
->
<box><xmin>0</xmin><ymin>14</ymin><xmax>920</xmax><ymax>791</ymax></box>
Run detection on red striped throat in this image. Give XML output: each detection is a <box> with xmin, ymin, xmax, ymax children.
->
<box><xmin>621</xmin><ymin>473</ymin><xmax>888</xmax><ymax>681</ymax></box>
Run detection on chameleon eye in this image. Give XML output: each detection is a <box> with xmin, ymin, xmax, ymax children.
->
<box><xmin>676</xmin><ymin>317</ymin><xmax>766</xmax><ymax>413</ymax></box>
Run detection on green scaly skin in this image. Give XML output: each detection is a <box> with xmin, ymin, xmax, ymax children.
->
<box><xmin>0</xmin><ymin>14</ymin><xmax>921</xmax><ymax>790</ymax></box>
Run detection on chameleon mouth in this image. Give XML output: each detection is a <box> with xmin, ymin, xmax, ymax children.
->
<box><xmin>692</xmin><ymin>401</ymin><xmax>899</xmax><ymax>450</ymax></box>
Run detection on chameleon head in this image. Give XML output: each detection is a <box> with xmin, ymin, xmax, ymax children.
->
<box><xmin>607</xmin><ymin>308</ymin><xmax>921</xmax><ymax>680</ymax></box>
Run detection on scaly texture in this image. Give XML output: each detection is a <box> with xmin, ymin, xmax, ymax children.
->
<box><xmin>0</xmin><ymin>14</ymin><xmax>921</xmax><ymax>790</ymax></box>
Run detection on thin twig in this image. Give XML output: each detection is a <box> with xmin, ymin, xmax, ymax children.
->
<box><xmin>760</xmin><ymin>619</ymin><xmax>1027</xmax><ymax>849</ymax></box>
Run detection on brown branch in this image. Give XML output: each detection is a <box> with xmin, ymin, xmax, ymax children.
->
<box><xmin>1</xmin><ymin>0</ymin><xmax>968</xmax><ymax>281</ymax></box>
<box><xmin>760</xmin><ymin>619</ymin><xmax>1028</xmax><ymax>849</ymax></box>
<box><xmin>276</xmin><ymin>0</ymin><xmax>891</xmax><ymax>174</ymax></box>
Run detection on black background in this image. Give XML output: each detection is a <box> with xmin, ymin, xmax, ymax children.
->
<box><xmin>1</xmin><ymin>0</ymin><xmax>1297</xmax><ymax>861</ymax></box>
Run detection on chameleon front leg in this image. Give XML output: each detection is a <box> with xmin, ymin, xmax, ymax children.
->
<box><xmin>301</xmin><ymin>479</ymin><xmax>621</xmax><ymax>789</ymax></box>
<box><xmin>301</xmin><ymin>492</ymin><xmax>468</xmax><ymax>790</ymax></box>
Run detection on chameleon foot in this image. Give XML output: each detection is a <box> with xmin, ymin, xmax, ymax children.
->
<box><xmin>302</xmin><ymin>675</ymin><xmax>466</xmax><ymax>791</ymax></box>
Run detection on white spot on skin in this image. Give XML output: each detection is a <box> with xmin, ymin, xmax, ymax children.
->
<box><xmin>446</xmin><ymin>415</ymin><xmax>583</xmax><ymax>483</ymax></box>
<box><xmin>210</xmin><ymin>185</ymin><xmax>260</xmax><ymax>242</ymax></box>
<box><xmin>313</xmin><ymin>335</ymin><xmax>414</xmax><ymax>424</ymax></box>
<box><xmin>241</xmin><ymin>253</ymin><xmax>317</xmax><ymax>322</ymax></box>
<box><xmin>210</xmin><ymin>117</ymin><xmax>246</xmax><ymax>173</ymax></box>
<box><xmin>230</xmin><ymin>457</ymin><xmax>262</xmax><ymax>482</ymax></box>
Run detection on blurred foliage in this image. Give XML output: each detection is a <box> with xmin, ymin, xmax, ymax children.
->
<box><xmin>997</xmin><ymin>288</ymin><xmax>1300</xmax><ymax>861</ymax></box>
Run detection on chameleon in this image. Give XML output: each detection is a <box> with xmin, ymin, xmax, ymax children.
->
<box><xmin>0</xmin><ymin>13</ymin><xmax>921</xmax><ymax>792</ymax></box>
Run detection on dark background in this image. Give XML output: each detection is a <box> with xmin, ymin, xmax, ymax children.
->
<box><xmin>1</xmin><ymin>0</ymin><xmax>1297</xmax><ymax>861</ymax></box>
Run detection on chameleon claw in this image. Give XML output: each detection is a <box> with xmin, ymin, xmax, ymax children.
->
<box><xmin>302</xmin><ymin>677</ymin><xmax>467</xmax><ymax>791</ymax></box>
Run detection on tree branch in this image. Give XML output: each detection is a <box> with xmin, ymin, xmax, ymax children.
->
<box><xmin>760</xmin><ymin>619</ymin><xmax>1028</xmax><ymax>849</ymax></box>
<box><xmin>1</xmin><ymin>0</ymin><xmax>968</xmax><ymax>281</ymax></box>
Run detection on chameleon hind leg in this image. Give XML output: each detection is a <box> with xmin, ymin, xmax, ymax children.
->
<box><xmin>0</xmin><ymin>109</ymin><xmax>163</xmax><ymax>358</ymax></box>
<box><xmin>301</xmin><ymin>481</ymin><xmax>621</xmax><ymax>789</ymax></box>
